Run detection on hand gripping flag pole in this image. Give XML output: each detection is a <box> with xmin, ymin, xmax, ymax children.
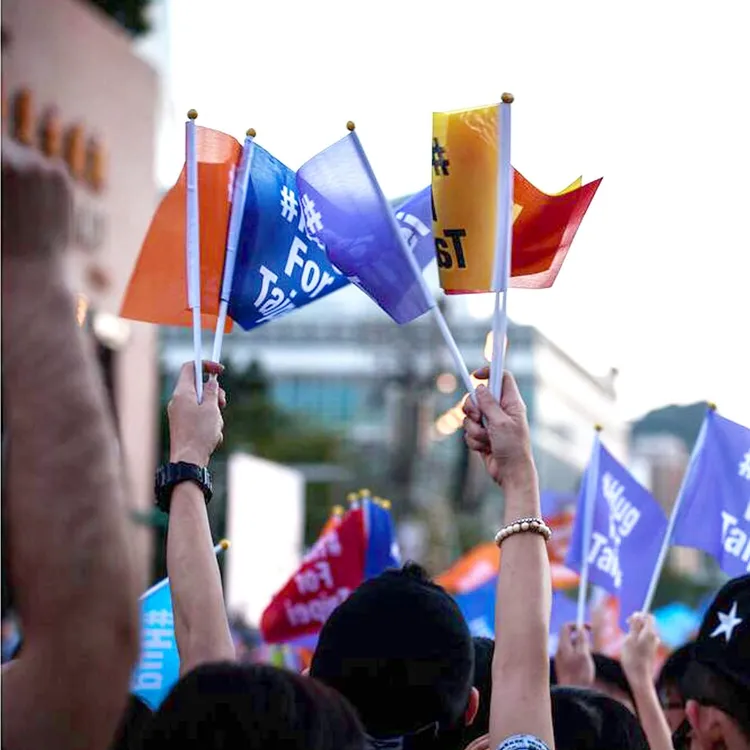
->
<box><xmin>346</xmin><ymin>122</ymin><xmax>476</xmax><ymax>401</ymax></box>
<box><xmin>576</xmin><ymin>425</ymin><xmax>602</xmax><ymax>629</ymax></box>
<box><xmin>185</xmin><ymin>109</ymin><xmax>203</xmax><ymax>402</ymax></box>
<box><xmin>211</xmin><ymin>128</ymin><xmax>257</xmax><ymax>364</ymax></box>
<box><xmin>641</xmin><ymin>402</ymin><xmax>717</xmax><ymax>613</ymax></box>
<box><xmin>490</xmin><ymin>94</ymin><xmax>514</xmax><ymax>400</ymax></box>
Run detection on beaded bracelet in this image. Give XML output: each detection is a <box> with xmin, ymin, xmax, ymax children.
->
<box><xmin>494</xmin><ymin>517</ymin><xmax>552</xmax><ymax>547</ymax></box>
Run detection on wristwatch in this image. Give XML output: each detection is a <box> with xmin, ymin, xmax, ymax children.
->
<box><xmin>154</xmin><ymin>461</ymin><xmax>213</xmax><ymax>514</ymax></box>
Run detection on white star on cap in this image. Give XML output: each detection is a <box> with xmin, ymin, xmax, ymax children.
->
<box><xmin>710</xmin><ymin>600</ymin><xmax>743</xmax><ymax>643</ymax></box>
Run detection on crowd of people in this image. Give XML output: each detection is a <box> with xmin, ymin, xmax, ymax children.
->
<box><xmin>3</xmin><ymin>146</ymin><xmax>750</xmax><ymax>750</ymax></box>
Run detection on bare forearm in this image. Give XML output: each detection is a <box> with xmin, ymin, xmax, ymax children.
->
<box><xmin>629</xmin><ymin>676</ymin><xmax>673</xmax><ymax>750</ymax></box>
<box><xmin>167</xmin><ymin>482</ymin><xmax>234</xmax><ymax>674</ymax></box>
<box><xmin>490</xmin><ymin>463</ymin><xmax>555</xmax><ymax>749</ymax></box>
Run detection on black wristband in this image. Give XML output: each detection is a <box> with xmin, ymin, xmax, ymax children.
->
<box><xmin>154</xmin><ymin>461</ymin><xmax>213</xmax><ymax>514</ymax></box>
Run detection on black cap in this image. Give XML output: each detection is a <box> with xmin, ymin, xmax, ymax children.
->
<box><xmin>692</xmin><ymin>574</ymin><xmax>750</xmax><ymax>692</ymax></box>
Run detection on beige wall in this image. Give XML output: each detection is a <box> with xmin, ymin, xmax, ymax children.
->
<box><xmin>3</xmin><ymin>0</ymin><xmax>160</xmax><ymax>524</ymax></box>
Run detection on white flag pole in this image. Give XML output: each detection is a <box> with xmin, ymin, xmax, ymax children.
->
<box><xmin>211</xmin><ymin>128</ymin><xmax>257</xmax><ymax>364</ymax></box>
<box><xmin>641</xmin><ymin>404</ymin><xmax>716</xmax><ymax>613</ymax></box>
<box><xmin>489</xmin><ymin>94</ymin><xmax>514</xmax><ymax>401</ymax></box>
<box><xmin>186</xmin><ymin>109</ymin><xmax>203</xmax><ymax>403</ymax></box>
<box><xmin>577</xmin><ymin>425</ymin><xmax>602</xmax><ymax>629</ymax></box>
<box><xmin>346</xmin><ymin>121</ymin><xmax>476</xmax><ymax>400</ymax></box>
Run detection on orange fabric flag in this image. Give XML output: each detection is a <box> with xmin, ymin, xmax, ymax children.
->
<box><xmin>120</xmin><ymin>127</ymin><xmax>242</xmax><ymax>330</ymax></box>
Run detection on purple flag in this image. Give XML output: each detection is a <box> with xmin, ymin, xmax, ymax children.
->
<box><xmin>296</xmin><ymin>133</ymin><xmax>434</xmax><ymax>324</ymax></box>
<box><xmin>672</xmin><ymin>411</ymin><xmax>750</xmax><ymax>577</ymax></box>
<box><xmin>566</xmin><ymin>442</ymin><xmax>668</xmax><ymax>628</ymax></box>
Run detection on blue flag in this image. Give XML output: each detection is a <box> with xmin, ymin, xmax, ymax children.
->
<box><xmin>454</xmin><ymin>576</ymin><xmax>497</xmax><ymax>639</ymax></box>
<box><xmin>296</xmin><ymin>132</ymin><xmax>434</xmax><ymax>324</ymax></box>
<box><xmin>549</xmin><ymin>591</ymin><xmax>590</xmax><ymax>656</ymax></box>
<box><xmin>364</xmin><ymin>500</ymin><xmax>401</xmax><ymax>580</ymax></box>
<box><xmin>130</xmin><ymin>581</ymin><xmax>180</xmax><ymax>710</ymax></box>
<box><xmin>566</xmin><ymin>442</ymin><xmax>668</xmax><ymax>628</ymax></box>
<box><xmin>228</xmin><ymin>144</ymin><xmax>349</xmax><ymax>330</ymax></box>
<box><xmin>671</xmin><ymin>411</ymin><xmax>750</xmax><ymax>577</ymax></box>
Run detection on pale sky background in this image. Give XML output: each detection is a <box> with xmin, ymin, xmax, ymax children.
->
<box><xmin>158</xmin><ymin>0</ymin><xmax>749</xmax><ymax>425</ymax></box>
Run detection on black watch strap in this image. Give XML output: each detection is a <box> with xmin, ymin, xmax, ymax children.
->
<box><xmin>154</xmin><ymin>462</ymin><xmax>213</xmax><ymax>514</ymax></box>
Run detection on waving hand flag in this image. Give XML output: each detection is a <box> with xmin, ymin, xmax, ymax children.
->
<box><xmin>121</xmin><ymin>127</ymin><xmax>241</xmax><ymax>330</ymax></box>
<box><xmin>296</xmin><ymin>128</ymin><xmax>434</xmax><ymax>324</ymax></box>
<box><xmin>431</xmin><ymin>102</ymin><xmax>601</xmax><ymax>293</ymax></box>
<box><xmin>671</xmin><ymin>411</ymin><xmax>750</xmax><ymax>577</ymax></box>
<box><xmin>566</xmin><ymin>443</ymin><xmax>668</xmax><ymax>628</ymax></box>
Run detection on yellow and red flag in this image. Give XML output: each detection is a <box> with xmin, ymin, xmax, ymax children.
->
<box><xmin>432</xmin><ymin>103</ymin><xmax>602</xmax><ymax>293</ymax></box>
<box><xmin>120</xmin><ymin>127</ymin><xmax>242</xmax><ymax>330</ymax></box>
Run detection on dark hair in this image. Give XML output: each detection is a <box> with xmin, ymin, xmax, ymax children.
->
<box><xmin>549</xmin><ymin>657</ymin><xmax>558</xmax><ymax>686</ymax></box>
<box><xmin>109</xmin><ymin>696</ymin><xmax>152</xmax><ymax>750</ymax></box>
<box><xmin>682</xmin><ymin>661</ymin><xmax>750</xmax><ymax>741</ymax></box>
<box><xmin>311</xmin><ymin>562</ymin><xmax>474</xmax><ymax>746</ymax></box>
<box><xmin>592</xmin><ymin>653</ymin><xmax>634</xmax><ymax>704</ymax></box>
<box><xmin>657</xmin><ymin>643</ymin><xmax>693</xmax><ymax>695</ymax></box>
<box><xmin>551</xmin><ymin>686</ymin><xmax>649</xmax><ymax>750</ymax></box>
<box><xmin>460</xmin><ymin>637</ymin><xmax>494</xmax><ymax>745</ymax></box>
<box><xmin>139</xmin><ymin>662</ymin><xmax>365</xmax><ymax>750</ymax></box>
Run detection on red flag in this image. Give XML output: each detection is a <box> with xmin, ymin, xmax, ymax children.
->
<box><xmin>261</xmin><ymin>507</ymin><xmax>367</xmax><ymax>645</ymax></box>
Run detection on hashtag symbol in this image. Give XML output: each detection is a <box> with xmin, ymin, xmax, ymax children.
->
<box><xmin>301</xmin><ymin>194</ymin><xmax>323</xmax><ymax>234</ymax></box>
<box><xmin>739</xmin><ymin>450</ymin><xmax>750</xmax><ymax>480</ymax></box>
<box><xmin>432</xmin><ymin>138</ymin><xmax>449</xmax><ymax>176</ymax></box>
<box><xmin>143</xmin><ymin>609</ymin><xmax>174</xmax><ymax>628</ymax></box>
<box><xmin>280</xmin><ymin>185</ymin><xmax>298</xmax><ymax>222</ymax></box>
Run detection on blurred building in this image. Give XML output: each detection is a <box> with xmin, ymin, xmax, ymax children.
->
<box><xmin>2</xmin><ymin>0</ymin><xmax>160</xmax><ymax>516</ymax></box>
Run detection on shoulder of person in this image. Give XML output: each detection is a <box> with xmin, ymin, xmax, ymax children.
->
<box><xmin>496</xmin><ymin>736</ymin><xmax>550</xmax><ymax>750</ymax></box>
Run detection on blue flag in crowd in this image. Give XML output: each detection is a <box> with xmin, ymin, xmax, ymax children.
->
<box><xmin>454</xmin><ymin>576</ymin><xmax>497</xmax><ymax>639</ymax></box>
<box><xmin>130</xmin><ymin>581</ymin><xmax>180</xmax><ymax>710</ymax></box>
<box><xmin>296</xmin><ymin>133</ymin><xmax>434</xmax><ymax>324</ymax></box>
<box><xmin>566</xmin><ymin>442</ymin><xmax>668</xmax><ymax>628</ymax></box>
<box><xmin>671</xmin><ymin>411</ymin><xmax>750</xmax><ymax>577</ymax></box>
<box><xmin>228</xmin><ymin>144</ymin><xmax>349</xmax><ymax>330</ymax></box>
<box><xmin>364</xmin><ymin>499</ymin><xmax>401</xmax><ymax>579</ymax></box>
<box><xmin>548</xmin><ymin>592</ymin><xmax>590</xmax><ymax>656</ymax></box>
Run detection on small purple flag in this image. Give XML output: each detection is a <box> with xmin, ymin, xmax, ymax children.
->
<box><xmin>296</xmin><ymin>132</ymin><xmax>434</xmax><ymax>324</ymax></box>
<box><xmin>566</xmin><ymin>442</ymin><xmax>668</xmax><ymax>628</ymax></box>
<box><xmin>672</xmin><ymin>411</ymin><xmax>750</xmax><ymax>577</ymax></box>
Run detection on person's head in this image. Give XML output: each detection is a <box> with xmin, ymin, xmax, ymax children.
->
<box><xmin>551</xmin><ymin>686</ymin><xmax>649</xmax><ymax>750</ymax></box>
<box><xmin>109</xmin><ymin>696</ymin><xmax>152</xmax><ymax>750</ymax></box>
<box><xmin>591</xmin><ymin>653</ymin><xmax>635</xmax><ymax>714</ymax></box>
<box><xmin>311</xmin><ymin>562</ymin><xmax>477</xmax><ymax>749</ymax></box>
<box><xmin>677</xmin><ymin>575</ymin><xmax>750</xmax><ymax>750</ymax></box>
<box><xmin>139</xmin><ymin>661</ymin><xmax>365</xmax><ymax>750</ymax></box>
<box><xmin>461</xmin><ymin>637</ymin><xmax>494</xmax><ymax>745</ymax></box>
<box><xmin>656</xmin><ymin>642</ymin><xmax>694</xmax><ymax>733</ymax></box>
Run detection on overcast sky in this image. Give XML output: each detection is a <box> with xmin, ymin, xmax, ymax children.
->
<box><xmin>160</xmin><ymin>0</ymin><xmax>750</xmax><ymax>424</ymax></box>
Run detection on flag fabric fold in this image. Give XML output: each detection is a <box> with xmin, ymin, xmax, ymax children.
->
<box><xmin>296</xmin><ymin>133</ymin><xmax>433</xmax><ymax>324</ymax></box>
<box><xmin>566</xmin><ymin>443</ymin><xmax>668</xmax><ymax>628</ymax></box>
<box><xmin>120</xmin><ymin>126</ymin><xmax>241</xmax><ymax>330</ymax></box>
<box><xmin>671</xmin><ymin>411</ymin><xmax>750</xmax><ymax>577</ymax></box>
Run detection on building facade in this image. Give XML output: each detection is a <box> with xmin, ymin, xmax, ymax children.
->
<box><xmin>3</xmin><ymin>0</ymin><xmax>160</xmax><ymax>521</ymax></box>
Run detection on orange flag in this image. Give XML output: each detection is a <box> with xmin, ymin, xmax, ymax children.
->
<box><xmin>121</xmin><ymin>127</ymin><xmax>242</xmax><ymax>330</ymax></box>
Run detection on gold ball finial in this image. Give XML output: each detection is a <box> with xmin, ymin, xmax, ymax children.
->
<box><xmin>346</xmin><ymin>120</ymin><xmax>356</xmax><ymax>132</ymax></box>
<box><xmin>379</xmin><ymin>499</ymin><xmax>392</xmax><ymax>511</ymax></box>
<box><xmin>187</xmin><ymin>109</ymin><xmax>198</xmax><ymax>120</ymax></box>
<box><xmin>247</xmin><ymin>128</ymin><xmax>256</xmax><ymax>138</ymax></box>
<box><xmin>346</xmin><ymin>492</ymin><xmax>358</xmax><ymax>504</ymax></box>
<box><xmin>707</xmin><ymin>401</ymin><xmax>718</xmax><ymax>412</ymax></box>
<box><xmin>358</xmin><ymin>488</ymin><xmax>371</xmax><ymax>498</ymax></box>
<box><xmin>219</xmin><ymin>539</ymin><xmax>231</xmax><ymax>550</ymax></box>
<box><xmin>501</xmin><ymin>93</ymin><xmax>514</xmax><ymax>104</ymax></box>
<box><xmin>332</xmin><ymin>505</ymin><xmax>345</xmax><ymax>517</ymax></box>
<box><xmin>594</xmin><ymin>424</ymin><xmax>603</xmax><ymax>433</ymax></box>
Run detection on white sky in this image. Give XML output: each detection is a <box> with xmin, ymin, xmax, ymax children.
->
<box><xmin>162</xmin><ymin>0</ymin><xmax>750</xmax><ymax>424</ymax></box>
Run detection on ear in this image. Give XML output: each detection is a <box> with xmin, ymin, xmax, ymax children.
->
<box><xmin>465</xmin><ymin>687</ymin><xmax>480</xmax><ymax>726</ymax></box>
<box><xmin>686</xmin><ymin>700</ymin><xmax>725</xmax><ymax>749</ymax></box>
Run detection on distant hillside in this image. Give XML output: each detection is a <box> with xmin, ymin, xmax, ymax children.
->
<box><xmin>631</xmin><ymin>402</ymin><xmax>709</xmax><ymax>451</ymax></box>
